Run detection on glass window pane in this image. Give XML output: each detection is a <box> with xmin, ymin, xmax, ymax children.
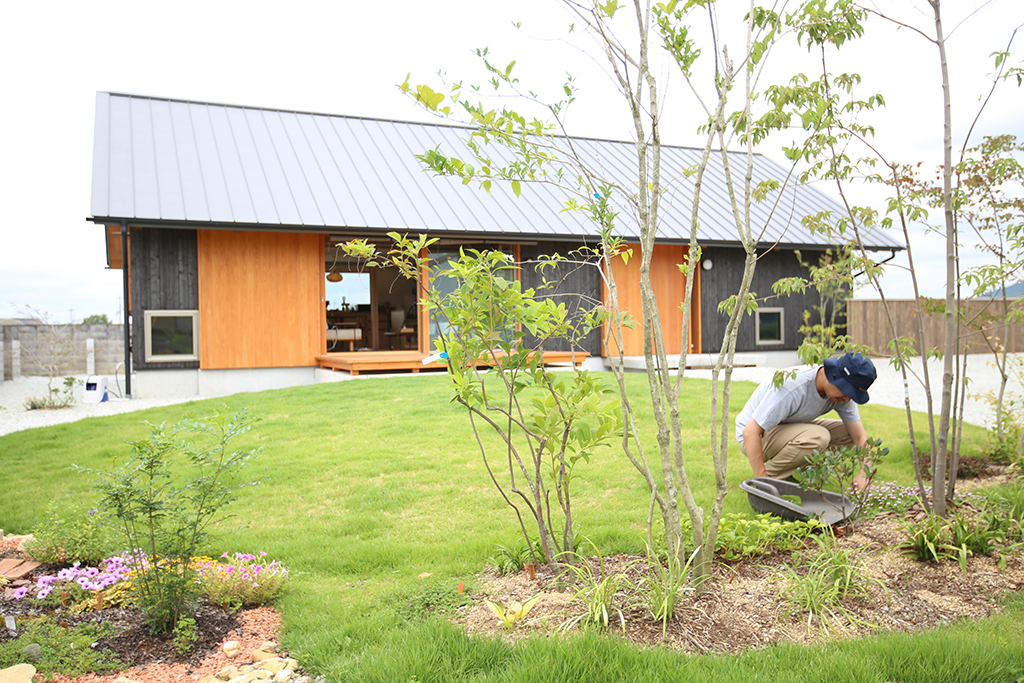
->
<box><xmin>151</xmin><ymin>316</ymin><xmax>195</xmax><ymax>356</ymax></box>
<box><xmin>758</xmin><ymin>311</ymin><xmax>782</xmax><ymax>342</ymax></box>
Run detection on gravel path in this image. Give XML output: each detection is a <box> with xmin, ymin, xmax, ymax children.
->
<box><xmin>0</xmin><ymin>376</ymin><xmax>221</xmax><ymax>437</ymax></box>
<box><xmin>1</xmin><ymin>354</ymin><xmax>1020</xmax><ymax>436</ymax></box>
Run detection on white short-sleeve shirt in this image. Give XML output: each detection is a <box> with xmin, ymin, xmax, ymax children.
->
<box><xmin>735</xmin><ymin>367</ymin><xmax>860</xmax><ymax>442</ymax></box>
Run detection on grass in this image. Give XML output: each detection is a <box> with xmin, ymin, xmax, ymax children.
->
<box><xmin>0</xmin><ymin>371</ymin><xmax>1015</xmax><ymax>683</ymax></box>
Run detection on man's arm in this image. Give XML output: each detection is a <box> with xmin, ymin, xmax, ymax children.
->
<box><xmin>846</xmin><ymin>419</ymin><xmax>871</xmax><ymax>490</ymax></box>
<box><xmin>846</xmin><ymin>419</ymin><xmax>868</xmax><ymax>447</ymax></box>
<box><xmin>742</xmin><ymin>418</ymin><xmax>768</xmax><ymax>478</ymax></box>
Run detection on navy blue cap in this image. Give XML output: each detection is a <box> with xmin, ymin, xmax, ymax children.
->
<box><xmin>823</xmin><ymin>353</ymin><xmax>876</xmax><ymax>405</ymax></box>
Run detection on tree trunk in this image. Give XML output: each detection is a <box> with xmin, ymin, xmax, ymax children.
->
<box><xmin>931</xmin><ymin>0</ymin><xmax>954</xmax><ymax>516</ymax></box>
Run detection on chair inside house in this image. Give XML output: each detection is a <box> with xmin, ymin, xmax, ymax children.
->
<box><xmin>384</xmin><ymin>306</ymin><xmax>417</xmax><ymax>350</ymax></box>
<box><xmin>326</xmin><ymin>322</ymin><xmax>362</xmax><ymax>352</ymax></box>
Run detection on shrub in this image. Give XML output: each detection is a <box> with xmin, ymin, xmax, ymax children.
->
<box><xmin>23</xmin><ymin>377</ymin><xmax>79</xmax><ymax>410</ymax></box>
<box><xmin>557</xmin><ymin>545</ymin><xmax>628</xmax><ymax>632</ymax></box>
<box><xmin>173</xmin><ymin>614</ymin><xmax>198</xmax><ymax>656</ymax></box>
<box><xmin>782</xmin><ymin>534</ymin><xmax>883</xmax><ymax>630</ymax></box>
<box><xmin>0</xmin><ymin>617</ymin><xmax>124</xmax><ymax>677</ymax></box>
<box><xmin>634</xmin><ymin>542</ymin><xmax>700</xmax><ymax>637</ymax></box>
<box><xmin>715</xmin><ymin>513</ymin><xmax>827</xmax><ymax>560</ymax></box>
<box><xmin>77</xmin><ymin>409</ymin><xmax>262</xmax><ymax>633</ymax></box>
<box><xmin>985</xmin><ymin>482</ymin><xmax>1024</xmax><ymax>522</ymax></box>
<box><xmin>195</xmin><ymin>552</ymin><xmax>289</xmax><ymax>609</ymax></box>
<box><xmin>486</xmin><ymin>541</ymin><xmax>536</xmax><ymax>576</ymax></box>
<box><xmin>797</xmin><ymin>438</ymin><xmax>890</xmax><ymax>522</ymax></box>
<box><xmin>23</xmin><ymin>502</ymin><xmax>120</xmax><ymax>566</ymax></box>
<box><xmin>977</xmin><ymin>389</ymin><xmax>1024</xmax><ymax>465</ymax></box>
<box><xmin>900</xmin><ymin>515</ymin><xmax>953</xmax><ymax>563</ymax></box>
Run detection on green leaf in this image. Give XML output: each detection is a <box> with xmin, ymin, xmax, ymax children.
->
<box><xmin>512</xmin><ymin>179</ymin><xmax>522</xmax><ymax>198</ymax></box>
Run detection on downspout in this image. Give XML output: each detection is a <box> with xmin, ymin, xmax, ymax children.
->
<box><xmin>120</xmin><ymin>220</ymin><xmax>132</xmax><ymax>398</ymax></box>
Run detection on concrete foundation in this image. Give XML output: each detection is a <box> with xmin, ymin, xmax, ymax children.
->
<box><xmin>130</xmin><ymin>367</ymin><xmax>322</xmax><ymax>399</ymax></box>
<box><xmin>604</xmin><ymin>350</ymin><xmax>802</xmax><ymax>372</ymax></box>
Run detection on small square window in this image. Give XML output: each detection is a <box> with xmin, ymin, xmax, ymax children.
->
<box><xmin>144</xmin><ymin>310</ymin><xmax>199</xmax><ymax>362</ymax></box>
<box><xmin>756</xmin><ymin>308</ymin><xmax>784</xmax><ymax>346</ymax></box>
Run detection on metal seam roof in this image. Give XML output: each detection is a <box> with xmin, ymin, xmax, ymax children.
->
<box><xmin>88</xmin><ymin>92</ymin><xmax>902</xmax><ymax>250</ymax></box>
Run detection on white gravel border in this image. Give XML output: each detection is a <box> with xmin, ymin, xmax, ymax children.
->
<box><xmin>1</xmin><ymin>354</ymin><xmax>1019</xmax><ymax>436</ymax></box>
<box><xmin>0</xmin><ymin>376</ymin><xmax>212</xmax><ymax>437</ymax></box>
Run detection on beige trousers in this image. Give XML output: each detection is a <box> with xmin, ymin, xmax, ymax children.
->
<box><xmin>740</xmin><ymin>419</ymin><xmax>853</xmax><ymax>480</ymax></box>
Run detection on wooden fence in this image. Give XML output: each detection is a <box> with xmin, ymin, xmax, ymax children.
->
<box><xmin>846</xmin><ymin>299</ymin><xmax>1024</xmax><ymax>356</ymax></box>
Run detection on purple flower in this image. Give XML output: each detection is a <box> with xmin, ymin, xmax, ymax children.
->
<box><xmin>12</xmin><ymin>587</ymin><xmax>28</xmax><ymax>600</ymax></box>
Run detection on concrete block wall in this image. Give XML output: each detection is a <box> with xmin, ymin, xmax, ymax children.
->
<box><xmin>1</xmin><ymin>324</ymin><xmax>126</xmax><ymax>380</ymax></box>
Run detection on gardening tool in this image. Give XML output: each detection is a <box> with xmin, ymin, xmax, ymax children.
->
<box><xmin>739</xmin><ymin>477</ymin><xmax>855</xmax><ymax>525</ymax></box>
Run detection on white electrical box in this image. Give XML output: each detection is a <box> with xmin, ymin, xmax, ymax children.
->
<box><xmin>83</xmin><ymin>375</ymin><xmax>108</xmax><ymax>403</ymax></box>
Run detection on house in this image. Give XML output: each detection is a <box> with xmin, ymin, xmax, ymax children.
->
<box><xmin>88</xmin><ymin>92</ymin><xmax>901</xmax><ymax>397</ymax></box>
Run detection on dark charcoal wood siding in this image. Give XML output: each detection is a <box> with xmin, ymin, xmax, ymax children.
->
<box><xmin>519</xmin><ymin>242</ymin><xmax>602</xmax><ymax>357</ymax></box>
<box><xmin>130</xmin><ymin>227</ymin><xmax>200</xmax><ymax>370</ymax></box>
<box><xmin>699</xmin><ymin>247</ymin><xmax>829</xmax><ymax>354</ymax></box>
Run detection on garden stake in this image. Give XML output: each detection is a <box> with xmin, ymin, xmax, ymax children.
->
<box><xmin>526</xmin><ymin>563</ymin><xmax>536</xmax><ymax>580</ymax></box>
<box><xmin>457</xmin><ymin>581</ymin><xmax>464</xmax><ymax>594</ymax></box>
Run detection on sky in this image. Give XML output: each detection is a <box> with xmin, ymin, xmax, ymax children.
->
<box><xmin>1</xmin><ymin>0</ymin><xmax>1021</xmax><ymax>323</ymax></box>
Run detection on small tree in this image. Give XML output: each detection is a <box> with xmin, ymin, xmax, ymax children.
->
<box><xmin>345</xmin><ymin>237</ymin><xmax>619</xmax><ymax>569</ymax></box>
<box><xmin>17</xmin><ymin>305</ymin><xmax>79</xmax><ymax>407</ymax></box>
<box><xmin>81</xmin><ymin>313</ymin><xmax>112</xmax><ymax>325</ymax></box>
<box><xmin>79</xmin><ymin>410</ymin><xmax>262</xmax><ymax>632</ymax></box>
<box><xmin>797</xmin><ymin>437</ymin><xmax>890</xmax><ymax>524</ymax></box>
<box><xmin>793</xmin><ymin>247</ymin><xmax>859</xmax><ymax>365</ymax></box>
<box><xmin>765</xmin><ymin>1</ymin><xmax>1022</xmax><ymax>515</ymax></box>
<box><xmin>950</xmin><ymin>135</ymin><xmax>1024</xmax><ymax>449</ymax></box>
<box><xmin>399</xmin><ymin>0</ymin><xmax>872</xmax><ymax>579</ymax></box>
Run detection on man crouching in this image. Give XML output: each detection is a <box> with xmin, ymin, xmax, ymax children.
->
<box><xmin>736</xmin><ymin>353</ymin><xmax>878</xmax><ymax>490</ymax></box>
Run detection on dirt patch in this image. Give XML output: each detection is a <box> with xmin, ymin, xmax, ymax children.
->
<box><xmin>455</xmin><ymin>515</ymin><xmax>1024</xmax><ymax>654</ymax></box>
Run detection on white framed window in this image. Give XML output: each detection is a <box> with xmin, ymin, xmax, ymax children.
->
<box><xmin>144</xmin><ymin>310</ymin><xmax>199</xmax><ymax>362</ymax></box>
<box><xmin>755</xmin><ymin>308</ymin><xmax>784</xmax><ymax>346</ymax></box>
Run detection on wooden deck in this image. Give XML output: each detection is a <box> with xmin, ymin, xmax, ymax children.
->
<box><xmin>317</xmin><ymin>350</ymin><xmax>589</xmax><ymax>376</ymax></box>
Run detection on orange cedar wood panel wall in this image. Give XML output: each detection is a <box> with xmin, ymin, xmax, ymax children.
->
<box><xmin>197</xmin><ymin>230</ymin><xmax>326</xmax><ymax>369</ymax></box>
<box><xmin>605</xmin><ymin>244</ymin><xmax>699</xmax><ymax>357</ymax></box>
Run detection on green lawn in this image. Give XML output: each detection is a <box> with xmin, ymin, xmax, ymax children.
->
<box><xmin>1</xmin><ymin>371</ymin><xmax>1017</xmax><ymax>683</ymax></box>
